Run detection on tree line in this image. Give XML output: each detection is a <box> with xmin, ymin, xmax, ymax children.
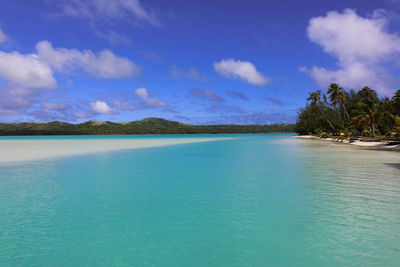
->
<box><xmin>295</xmin><ymin>83</ymin><xmax>400</xmax><ymax>138</ymax></box>
<box><xmin>0</xmin><ymin>118</ymin><xmax>295</xmax><ymax>135</ymax></box>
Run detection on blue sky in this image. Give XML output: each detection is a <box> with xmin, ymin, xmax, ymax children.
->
<box><xmin>0</xmin><ymin>0</ymin><xmax>400</xmax><ymax>124</ymax></box>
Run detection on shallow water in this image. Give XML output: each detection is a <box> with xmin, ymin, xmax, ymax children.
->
<box><xmin>0</xmin><ymin>134</ymin><xmax>399</xmax><ymax>266</ymax></box>
<box><xmin>0</xmin><ymin>135</ymin><xmax>231</xmax><ymax>164</ymax></box>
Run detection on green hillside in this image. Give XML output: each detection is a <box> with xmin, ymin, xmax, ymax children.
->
<box><xmin>0</xmin><ymin>118</ymin><xmax>294</xmax><ymax>135</ymax></box>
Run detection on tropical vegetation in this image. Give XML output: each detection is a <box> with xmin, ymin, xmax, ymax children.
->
<box><xmin>0</xmin><ymin>118</ymin><xmax>294</xmax><ymax>135</ymax></box>
<box><xmin>295</xmin><ymin>84</ymin><xmax>400</xmax><ymax>139</ymax></box>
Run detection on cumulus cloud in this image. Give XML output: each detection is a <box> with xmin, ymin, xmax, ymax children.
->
<box><xmin>61</xmin><ymin>0</ymin><xmax>159</xmax><ymax>26</ymax></box>
<box><xmin>303</xmin><ymin>9</ymin><xmax>400</xmax><ymax>95</ymax></box>
<box><xmin>169</xmin><ymin>65</ymin><xmax>208</xmax><ymax>82</ymax></box>
<box><xmin>0</xmin><ymin>48</ymin><xmax>57</xmax><ymax>114</ymax></box>
<box><xmin>90</xmin><ymin>100</ymin><xmax>117</xmax><ymax>115</ymax></box>
<box><xmin>303</xmin><ymin>63</ymin><xmax>391</xmax><ymax>94</ymax></box>
<box><xmin>0</xmin><ymin>38</ymin><xmax>139</xmax><ymax>117</ymax></box>
<box><xmin>189</xmin><ymin>88</ymin><xmax>224</xmax><ymax>102</ymax></box>
<box><xmin>0</xmin><ymin>51</ymin><xmax>57</xmax><ymax>89</ymax></box>
<box><xmin>134</xmin><ymin>87</ymin><xmax>167</xmax><ymax>108</ymax></box>
<box><xmin>307</xmin><ymin>9</ymin><xmax>400</xmax><ymax>64</ymax></box>
<box><xmin>36</xmin><ymin>40</ymin><xmax>139</xmax><ymax>78</ymax></box>
<box><xmin>214</xmin><ymin>59</ymin><xmax>270</xmax><ymax>86</ymax></box>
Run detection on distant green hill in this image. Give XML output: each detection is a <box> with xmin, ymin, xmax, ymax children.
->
<box><xmin>0</xmin><ymin>118</ymin><xmax>295</xmax><ymax>135</ymax></box>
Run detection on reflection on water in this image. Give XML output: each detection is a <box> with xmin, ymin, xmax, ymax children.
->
<box><xmin>0</xmin><ymin>135</ymin><xmax>399</xmax><ymax>266</ymax></box>
<box><xmin>286</xmin><ymin>138</ymin><xmax>400</xmax><ymax>266</ymax></box>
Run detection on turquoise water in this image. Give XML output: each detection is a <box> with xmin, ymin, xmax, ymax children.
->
<box><xmin>0</xmin><ymin>134</ymin><xmax>400</xmax><ymax>266</ymax></box>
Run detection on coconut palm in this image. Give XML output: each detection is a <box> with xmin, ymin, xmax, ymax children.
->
<box><xmin>393</xmin><ymin>90</ymin><xmax>400</xmax><ymax>115</ymax></box>
<box><xmin>296</xmin><ymin>85</ymin><xmax>400</xmax><ymax>137</ymax></box>
<box><xmin>352</xmin><ymin>87</ymin><xmax>380</xmax><ymax>138</ymax></box>
<box><xmin>327</xmin><ymin>83</ymin><xmax>349</xmax><ymax>120</ymax></box>
<box><xmin>307</xmin><ymin>90</ymin><xmax>335</xmax><ymax>131</ymax></box>
<box><xmin>307</xmin><ymin>90</ymin><xmax>321</xmax><ymax>104</ymax></box>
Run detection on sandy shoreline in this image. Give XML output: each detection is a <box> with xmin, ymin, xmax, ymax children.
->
<box><xmin>294</xmin><ymin>135</ymin><xmax>400</xmax><ymax>151</ymax></box>
<box><xmin>0</xmin><ymin>137</ymin><xmax>233</xmax><ymax>164</ymax></box>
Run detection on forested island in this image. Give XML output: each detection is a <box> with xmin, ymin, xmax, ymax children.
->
<box><xmin>0</xmin><ymin>118</ymin><xmax>294</xmax><ymax>135</ymax></box>
<box><xmin>295</xmin><ymin>84</ymin><xmax>400</xmax><ymax>140</ymax></box>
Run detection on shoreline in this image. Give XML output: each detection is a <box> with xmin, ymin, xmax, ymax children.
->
<box><xmin>294</xmin><ymin>135</ymin><xmax>400</xmax><ymax>151</ymax></box>
<box><xmin>0</xmin><ymin>132</ymin><xmax>293</xmax><ymax>138</ymax></box>
<box><xmin>0</xmin><ymin>137</ymin><xmax>233</xmax><ymax>164</ymax></box>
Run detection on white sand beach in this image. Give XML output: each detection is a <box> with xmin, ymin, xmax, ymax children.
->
<box><xmin>294</xmin><ymin>135</ymin><xmax>400</xmax><ymax>151</ymax></box>
<box><xmin>0</xmin><ymin>137</ymin><xmax>232</xmax><ymax>164</ymax></box>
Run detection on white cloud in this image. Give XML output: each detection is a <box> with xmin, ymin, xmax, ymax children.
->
<box><xmin>304</xmin><ymin>63</ymin><xmax>391</xmax><ymax>94</ymax></box>
<box><xmin>90</xmin><ymin>100</ymin><xmax>117</xmax><ymax>114</ymax></box>
<box><xmin>81</xmin><ymin>50</ymin><xmax>138</xmax><ymax>78</ymax></box>
<box><xmin>213</xmin><ymin>59</ymin><xmax>270</xmax><ymax>86</ymax></box>
<box><xmin>134</xmin><ymin>87</ymin><xmax>167</xmax><ymax>108</ymax></box>
<box><xmin>0</xmin><ymin>28</ymin><xmax>7</xmax><ymax>43</ymax></box>
<box><xmin>62</xmin><ymin>0</ymin><xmax>159</xmax><ymax>26</ymax></box>
<box><xmin>308</xmin><ymin>9</ymin><xmax>400</xmax><ymax>64</ymax></box>
<box><xmin>0</xmin><ymin>51</ymin><xmax>57</xmax><ymax>89</ymax></box>
<box><xmin>0</xmin><ymin>38</ymin><xmax>140</xmax><ymax>116</ymax></box>
<box><xmin>36</xmin><ymin>40</ymin><xmax>139</xmax><ymax>78</ymax></box>
<box><xmin>304</xmin><ymin>9</ymin><xmax>400</xmax><ymax>95</ymax></box>
<box><xmin>0</xmin><ymin>85</ymin><xmax>38</xmax><ymax>115</ymax></box>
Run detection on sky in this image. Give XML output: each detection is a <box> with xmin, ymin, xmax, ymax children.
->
<box><xmin>1</xmin><ymin>0</ymin><xmax>400</xmax><ymax>124</ymax></box>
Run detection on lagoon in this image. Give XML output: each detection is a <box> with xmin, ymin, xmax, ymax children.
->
<box><xmin>0</xmin><ymin>134</ymin><xmax>399</xmax><ymax>266</ymax></box>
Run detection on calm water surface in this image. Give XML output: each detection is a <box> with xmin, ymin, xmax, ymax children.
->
<box><xmin>0</xmin><ymin>134</ymin><xmax>399</xmax><ymax>266</ymax></box>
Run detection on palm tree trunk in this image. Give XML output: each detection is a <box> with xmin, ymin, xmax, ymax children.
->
<box><xmin>342</xmin><ymin>104</ymin><xmax>349</xmax><ymax>120</ymax></box>
<box><xmin>337</xmin><ymin>106</ymin><xmax>342</xmax><ymax>122</ymax></box>
<box><xmin>371</xmin><ymin>117</ymin><xmax>376</xmax><ymax>138</ymax></box>
<box><xmin>336</xmin><ymin>105</ymin><xmax>347</xmax><ymax>130</ymax></box>
<box><xmin>317</xmin><ymin>103</ymin><xmax>335</xmax><ymax>131</ymax></box>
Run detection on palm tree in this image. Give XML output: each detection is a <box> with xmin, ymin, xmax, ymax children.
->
<box><xmin>394</xmin><ymin>90</ymin><xmax>400</xmax><ymax>101</ymax></box>
<box><xmin>393</xmin><ymin>90</ymin><xmax>400</xmax><ymax>115</ymax></box>
<box><xmin>307</xmin><ymin>91</ymin><xmax>321</xmax><ymax>105</ymax></box>
<box><xmin>353</xmin><ymin>87</ymin><xmax>380</xmax><ymax>138</ymax></box>
<box><xmin>307</xmin><ymin>90</ymin><xmax>335</xmax><ymax>131</ymax></box>
<box><xmin>378</xmin><ymin>97</ymin><xmax>395</xmax><ymax>136</ymax></box>
<box><xmin>328</xmin><ymin>83</ymin><xmax>349</xmax><ymax>120</ymax></box>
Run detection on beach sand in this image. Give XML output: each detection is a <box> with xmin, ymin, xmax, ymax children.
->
<box><xmin>294</xmin><ymin>135</ymin><xmax>400</xmax><ymax>151</ymax></box>
<box><xmin>0</xmin><ymin>137</ymin><xmax>232</xmax><ymax>164</ymax></box>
